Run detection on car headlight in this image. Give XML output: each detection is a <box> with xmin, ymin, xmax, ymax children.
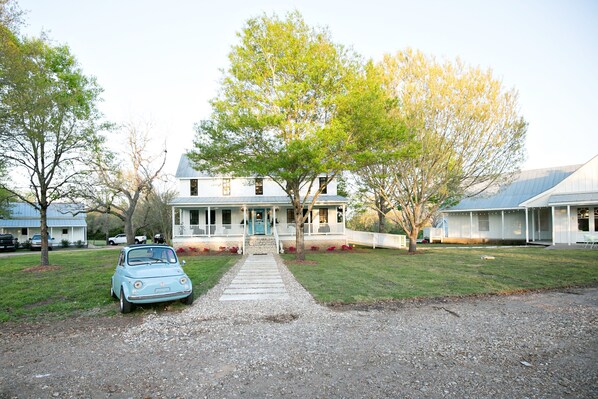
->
<box><xmin>133</xmin><ymin>281</ymin><xmax>143</xmax><ymax>289</ymax></box>
<box><xmin>179</xmin><ymin>277</ymin><xmax>187</xmax><ymax>285</ymax></box>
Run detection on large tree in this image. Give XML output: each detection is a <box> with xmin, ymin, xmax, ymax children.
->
<box><xmin>0</xmin><ymin>25</ymin><xmax>103</xmax><ymax>265</ymax></box>
<box><xmin>365</xmin><ymin>49</ymin><xmax>527</xmax><ymax>252</ymax></box>
<box><xmin>189</xmin><ymin>12</ymin><xmax>397</xmax><ymax>260</ymax></box>
<box><xmin>88</xmin><ymin>122</ymin><xmax>167</xmax><ymax>245</ymax></box>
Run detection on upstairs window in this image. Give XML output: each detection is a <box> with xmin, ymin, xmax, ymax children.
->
<box><xmin>478</xmin><ymin>212</ymin><xmax>489</xmax><ymax>232</ymax></box>
<box><xmin>222</xmin><ymin>178</ymin><xmax>231</xmax><ymax>196</ymax></box>
<box><xmin>255</xmin><ymin>178</ymin><xmax>263</xmax><ymax>195</ymax></box>
<box><xmin>578</xmin><ymin>208</ymin><xmax>589</xmax><ymax>231</ymax></box>
<box><xmin>190</xmin><ymin>179</ymin><xmax>198</xmax><ymax>196</ymax></box>
<box><xmin>319</xmin><ymin>177</ymin><xmax>328</xmax><ymax>194</ymax></box>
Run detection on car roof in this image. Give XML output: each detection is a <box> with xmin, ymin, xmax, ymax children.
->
<box><xmin>124</xmin><ymin>244</ymin><xmax>174</xmax><ymax>250</ymax></box>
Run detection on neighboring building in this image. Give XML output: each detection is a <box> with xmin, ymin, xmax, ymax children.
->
<box><xmin>169</xmin><ymin>155</ymin><xmax>348</xmax><ymax>253</ymax></box>
<box><xmin>442</xmin><ymin>155</ymin><xmax>598</xmax><ymax>245</ymax></box>
<box><xmin>0</xmin><ymin>202</ymin><xmax>87</xmax><ymax>246</ymax></box>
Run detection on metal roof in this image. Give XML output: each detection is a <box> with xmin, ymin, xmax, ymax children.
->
<box><xmin>169</xmin><ymin>195</ymin><xmax>348</xmax><ymax>206</ymax></box>
<box><xmin>0</xmin><ymin>219</ymin><xmax>87</xmax><ymax>228</ymax></box>
<box><xmin>3</xmin><ymin>202</ymin><xmax>86</xmax><ymax>219</ymax></box>
<box><xmin>175</xmin><ymin>155</ymin><xmax>213</xmax><ymax>178</ymax></box>
<box><xmin>548</xmin><ymin>192</ymin><xmax>598</xmax><ymax>206</ymax></box>
<box><xmin>444</xmin><ymin>165</ymin><xmax>580</xmax><ymax>212</ymax></box>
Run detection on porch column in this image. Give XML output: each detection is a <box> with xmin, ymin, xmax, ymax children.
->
<box><xmin>308</xmin><ymin>211</ymin><xmax>312</xmax><ymax>236</ymax></box>
<box><xmin>501</xmin><ymin>211</ymin><xmax>505</xmax><ymax>240</ymax></box>
<box><xmin>273</xmin><ymin>207</ymin><xmax>276</xmax><ymax>235</ymax></box>
<box><xmin>525</xmin><ymin>208</ymin><xmax>529</xmax><ymax>243</ymax></box>
<box><xmin>531</xmin><ymin>208</ymin><xmax>535</xmax><ymax>242</ymax></box>
<box><xmin>551</xmin><ymin>206</ymin><xmax>555</xmax><ymax>245</ymax></box>
<box><xmin>207</xmin><ymin>206</ymin><xmax>211</xmax><ymax>238</ymax></box>
<box><xmin>342</xmin><ymin>204</ymin><xmax>346</xmax><ymax>235</ymax></box>
<box><xmin>172</xmin><ymin>207</ymin><xmax>175</xmax><ymax>237</ymax></box>
<box><xmin>567</xmin><ymin>205</ymin><xmax>571</xmax><ymax>245</ymax></box>
<box><xmin>469</xmin><ymin>212</ymin><xmax>473</xmax><ymax>238</ymax></box>
<box><xmin>538</xmin><ymin>210</ymin><xmax>541</xmax><ymax>241</ymax></box>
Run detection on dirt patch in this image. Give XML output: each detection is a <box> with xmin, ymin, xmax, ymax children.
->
<box><xmin>22</xmin><ymin>265</ymin><xmax>61</xmax><ymax>273</ymax></box>
<box><xmin>263</xmin><ymin>313</ymin><xmax>299</xmax><ymax>323</ymax></box>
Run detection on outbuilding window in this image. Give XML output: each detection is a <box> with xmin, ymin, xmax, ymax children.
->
<box><xmin>478</xmin><ymin>212</ymin><xmax>489</xmax><ymax>232</ymax></box>
<box><xmin>578</xmin><ymin>208</ymin><xmax>589</xmax><ymax>231</ymax></box>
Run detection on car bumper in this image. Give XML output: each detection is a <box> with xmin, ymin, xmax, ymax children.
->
<box><xmin>128</xmin><ymin>289</ymin><xmax>192</xmax><ymax>302</ymax></box>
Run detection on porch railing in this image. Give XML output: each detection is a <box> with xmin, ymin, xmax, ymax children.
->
<box><xmin>174</xmin><ymin>224</ymin><xmax>244</xmax><ymax>237</ymax></box>
<box><xmin>277</xmin><ymin>222</ymin><xmax>344</xmax><ymax>236</ymax></box>
<box><xmin>272</xmin><ymin>224</ymin><xmax>282</xmax><ymax>254</ymax></box>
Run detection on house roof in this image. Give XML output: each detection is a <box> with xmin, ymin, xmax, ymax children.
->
<box><xmin>169</xmin><ymin>195</ymin><xmax>348</xmax><ymax>207</ymax></box>
<box><xmin>0</xmin><ymin>219</ymin><xmax>87</xmax><ymax>228</ymax></box>
<box><xmin>548</xmin><ymin>192</ymin><xmax>598</xmax><ymax>206</ymax></box>
<box><xmin>2</xmin><ymin>203</ymin><xmax>86</xmax><ymax>219</ymax></box>
<box><xmin>175</xmin><ymin>155</ymin><xmax>212</xmax><ymax>178</ymax></box>
<box><xmin>444</xmin><ymin>165</ymin><xmax>581</xmax><ymax>212</ymax></box>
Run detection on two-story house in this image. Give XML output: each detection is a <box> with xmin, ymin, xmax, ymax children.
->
<box><xmin>169</xmin><ymin>155</ymin><xmax>349</xmax><ymax>253</ymax></box>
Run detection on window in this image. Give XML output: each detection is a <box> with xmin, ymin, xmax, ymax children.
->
<box><xmin>190</xmin><ymin>210</ymin><xmax>199</xmax><ymax>225</ymax></box>
<box><xmin>222</xmin><ymin>178</ymin><xmax>231</xmax><ymax>196</ymax></box>
<box><xmin>319</xmin><ymin>208</ymin><xmax>328</xmax><ymax>224</ymax></box>
<box><xmin>287</xmin><ymin>209</ymin><xmax>295</xmax><ymax>223</ymax></box>
<box><xmin>62</xmin><ymin>228</ymin><xmax>68</xmax><ymax>235</ymax></box>
<box><xmin>255</xmin><ymin>178</ymin><xmax>263</xmax><ymax>195</ymax></box>
<box><xmin>478</xmin><ymin>212</ymin><xmax>489</xmax><ymax>232</ymax></box>
<box><xmin>21</xmin><ymin>228</ymin><xmax>27</xmax><ymax>236</ymax></box>
<box><xmin>222</xmin><ymin>209</ymin><xmax>231</xmax><ymax>225</ymax></box>
<box><xmin>337</xmin><ymin>206</ymin><xmax>344</xmax><ymax>223</ymax></box>
<box><xmin>205</xmin><ymin>209</ymin><xmax>216</xmax><ymax>225</ymax></box>
<box><xmin>190</xmin><ymin>179</ymin><xmax>198</xmax><ymax>196</ymax></box>
<box><xmin>319</xmin><ymin>177</ymin><xmax>328</xmax><ymax>194</ymax></box>
<box><xmin>595</xmin><ymin>209</ymin><xmax>598</xmax><ymax>232</ymax></box>
<box><xmin>174</xmin><ymin>209</ymin><xmax>181</xmax><ymax>225</ymax></box>
<box><xmin>578</xmin><ymin>208</ymin><xmax>589</xmax><ymax>231</ymax></box>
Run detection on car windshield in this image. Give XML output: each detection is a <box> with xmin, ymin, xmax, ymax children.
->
<box><xmin>127</xmin><ymin>247</ymin><xmax>178</xmax><ymax>266</ymax></box>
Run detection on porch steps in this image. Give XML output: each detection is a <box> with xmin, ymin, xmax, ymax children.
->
<box><xmin>245</xmin><ymin>235</ymin><xmax>278</xmax><ymax>255</ymax></box>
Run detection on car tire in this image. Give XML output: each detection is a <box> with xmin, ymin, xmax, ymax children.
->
<box><xmin>182</xmin><ymin>290</ymin><xmax>194</xmax><ymax>305</ymax></box>
<box><xmin>134</xmin><ymin>239</ymin><xmax>139</xmax><ymax>244</ymax></box>
<box><xmin>119</xmin><ymin>287</ymin><xmax>133</xmax><ymax>314</ymax></box>
<box><xmin>109</xmin><ymin>240</ymin><xmax>115</xmax><ymax>246</ymax></box>
<box><xmin>110</xmin><ymin>285</ymin><xmax>117</xmax><ymax>299</ymax></box>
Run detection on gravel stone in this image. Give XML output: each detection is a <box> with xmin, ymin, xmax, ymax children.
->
<box><xmin>0</xmin><ymin>254</ymin><xmax>596</xmax><ymax>398</ymax></box>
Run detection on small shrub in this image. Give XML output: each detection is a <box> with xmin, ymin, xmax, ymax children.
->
<box><xmin>22</xmin><ymin>240</ymin><xmax>31</xmax><ymax>250</ymax></box>
<box><xmin>76</xmin><ymin>240</ymin><xmax>84</xmax><ymax>248</ymax></box>
<box><xmin>310</xmin><ymin>246</ymin><xmax>319</xmax><ymax>251</ymax></box>
<box><xmin>60</xmin><ymin>239</ymin><xmax>70</xmax><ymax>248</ymax></box>
<box><xmin>188</xmin><ymin>247</ymin><xmax>198</xmax><ymax>252</ymax></box>
<box><xmin>229</xmin><ymin>246</ymin><xmax>238</xmax><ymax>254</ymax></box>
<box><xmin>327</xmin><ymin>246</ymin><xmax>336</xmax><ymax>251</ymax></box>
<box><xmin>203</xmin><ymin>247</ymin><xmax>210</xmax><ymax>253</ymax></box>
<box><xmin>176</xmin><ymin>247</ymin><xmax>186</xmax><ymax>254</ymax></box>
<box><xmin>219</xmin><ymin>246</ymin><xmax>227</xmax><ymax>252</ymax></box>
<box><xmin>341</xmin><ymin>244</ymin><xmax>353</xmax><ymax>251</ymax></box>
<box><xmin>288</xmin><ymin>246</ymin><xmax>296</xmax><ymax>253</ymax></box>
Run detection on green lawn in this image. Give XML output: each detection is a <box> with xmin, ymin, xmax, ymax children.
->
<box><xmin>0</xmin><ymin>250</ymin><xmax>237</xmax><ymax>322</ymax></box>
<box><xmin>285</xmin><ymin>248</ymin><xmax>598</xmax><ymax>303</ymax></box>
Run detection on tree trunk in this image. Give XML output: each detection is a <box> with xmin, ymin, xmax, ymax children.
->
<box><xmin>378</xmin><ymin>211</ymin><xmax>386</xmax><ymax>233</ymax></box>
<box><xmin>40</xmin><ymin>206</ymin><xmax>50</xmax><ymax>266</ymax></box>
<box><xmin>125</xmin><ymin>212</ymin><xmax>135</xmax><ymax>245</ymax></box>
<box><xmin>294</xmin><ymin>204</ymin><xmax>305</xmax><ymax>261</ymax></box>
<box><xmin>408</xmin><ymin>228</ymin><xmax>419</xmax><ymax>253</ymax></box>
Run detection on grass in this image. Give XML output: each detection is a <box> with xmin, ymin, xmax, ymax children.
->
<box><xmin>284</xmin><ymin>247</ymin><xmax>598</xmax><ymax>304</ymax></box>
<box><xmin>0</xmin><ymin>250</ymin><xmax>237</xmax><ymax>322</ymax></box>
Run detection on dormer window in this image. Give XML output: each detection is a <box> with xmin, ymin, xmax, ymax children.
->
<box><xmin>190</xmin><ymin>179</ymin><xmax>198</xmax><ymax>196</ymax></box>
<box><xmin>255</xmin><ymin>178</ymin><xmax>263</xmax><ymax>195</ymax></box>
<box><xmin>319</xmin><ymin>177</ymin><xmax>328</xmax><ymax>194</ymax></box>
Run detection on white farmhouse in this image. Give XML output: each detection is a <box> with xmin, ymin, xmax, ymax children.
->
<box><xmin>0</xmin><ymin>202</ymin><xmax>87</xmax><ymax>246</ymax></box>
<box><xmin>443</xmin><ymin>154</ymin><xmax>598</xmax><ymax>246</ymax></box>
<box><xmin>169</xmin><ymin>155</ymin><xmax>348</xmax><ymax>253</ymax></box>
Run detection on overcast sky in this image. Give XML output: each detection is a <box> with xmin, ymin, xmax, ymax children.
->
<box><xmin>18</xmin><ymin>0</ymin><xmax>598</xmax><ymax>176</ymax></box>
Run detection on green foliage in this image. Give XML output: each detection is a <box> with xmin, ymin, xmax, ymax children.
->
<box><xmin>0</xmin><ymin>250</ymin><xmax>236</xmax><ymax>322</ymax></box>
<box><xmin>60</xmin><ymin>239</ymin><xmax>70</xmax><ymax>248</ymax></box>
<box><xmin>285</xmin><ymin>248</ymin><xmax>598</xmax><ymax>303</ymax></box>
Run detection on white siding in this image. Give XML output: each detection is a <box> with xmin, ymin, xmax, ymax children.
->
<box><xmin>552</xmin><ymin>155</ymin><xmax>598</xmax><ymax>194</ymax></box>
<box><xmin>447</xmin><ymin>211</ymin><xmax>525</xmax><ymax>240</ymax></box>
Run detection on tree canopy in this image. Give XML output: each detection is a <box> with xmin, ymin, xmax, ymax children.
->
<box><xmin>188</xmin><ymin>12</ymin><xmax>400</xmax><ymax>259</ymax></box>
<box><xmin>360</xmin><ymin>49</ymin><xmax>527</xmax><ymax>252</ymax></box>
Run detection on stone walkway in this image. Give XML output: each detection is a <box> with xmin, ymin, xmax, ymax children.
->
<box><xmin>219</xmin><ymin>254</ymin><xmax>289</xmax><ymax>301</ymax></box>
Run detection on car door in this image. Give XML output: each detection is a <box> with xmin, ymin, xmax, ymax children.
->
<box><xmin>112</xmin><ymin>250</ymin><xmax>127</xmax><ymax>295</ymax></box>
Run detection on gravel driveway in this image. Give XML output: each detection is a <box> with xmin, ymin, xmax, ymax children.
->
<box><xmin>1</xmin><ymin>254</ymin><xmax>597</xmax><ymax>398</ymax></box>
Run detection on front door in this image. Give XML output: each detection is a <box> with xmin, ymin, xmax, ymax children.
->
<box><xmin>254</xmin><ymin>209</ymin><xmax>266</xmax><ymax>235</ymax></box>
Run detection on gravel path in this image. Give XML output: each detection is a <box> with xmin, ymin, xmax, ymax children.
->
<box><xmin>0</xmin><ymin>254</ymin><xmax>597</xmax><ymax>398</ymax></box>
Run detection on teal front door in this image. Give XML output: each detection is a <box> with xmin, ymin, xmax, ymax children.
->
<box><xmin>253</xmin><ymin>209</ymin><xmax>266</xmax><ymax>235</ymax></box>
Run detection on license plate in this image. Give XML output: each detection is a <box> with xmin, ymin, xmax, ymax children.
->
<box><xmin>155</xmin><ymin>287</ymin><xmax>170</xmax><ymax>293</ymax></box>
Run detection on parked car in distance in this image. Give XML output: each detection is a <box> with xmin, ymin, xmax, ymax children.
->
<box><xmin>0</xmin><ymin>233</ymin><xmax>17</xmax><ymax>252</ymax></box>
<box><xmin>153</xmin><ymin>233</ymin><xmax>166</xmax><ymax>244</ymax></box>
<box><xmin>30</xmin><ymin>234</ymin><xmax>53</xmax><ymax>250</ymax></box>
<box><xmin>110</xmin><ymin>244</ymin><xmax>193</xmax><ymax>313</ymax></box>
<box><xmin>108</xmin><ymin>233</ymin><xmax>147</xmax><ymax>245</ymax></box>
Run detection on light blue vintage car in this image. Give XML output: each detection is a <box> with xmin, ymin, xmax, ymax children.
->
<box><xmin>110</xmin><ymin>245</ymin><xmax>193</xmax><ymax>313</ymax></box>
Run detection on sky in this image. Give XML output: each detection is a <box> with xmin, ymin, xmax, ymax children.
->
<box><xmin>17</xmin><ymin>0</ymin><xmax>598</xmax><ymax>177</ymax></box>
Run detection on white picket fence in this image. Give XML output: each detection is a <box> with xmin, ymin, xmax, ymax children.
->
<box><xmin>346</xmin><ymin>229</ymin><xmax>407</xmax><ymax>249</ymax></box>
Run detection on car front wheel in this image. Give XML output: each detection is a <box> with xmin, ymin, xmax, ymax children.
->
<box><xmin>109</xmin><ymin>241</ymin><xmax>115</xmax><ymax>245</ymax></box>
<box><xmin>134</xmin><ymin>239</ymin><xmax>139</xmax><ymax>244</ymax></box>
<box><xmin>181</xmin><ymin>290</ymin><xmax>194</xmax><ymax>305</ymax></box>
<box><xmin>119</xmin><ymin>288</ymin><xmax>133</xmax><ymax>313</ymax></box>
